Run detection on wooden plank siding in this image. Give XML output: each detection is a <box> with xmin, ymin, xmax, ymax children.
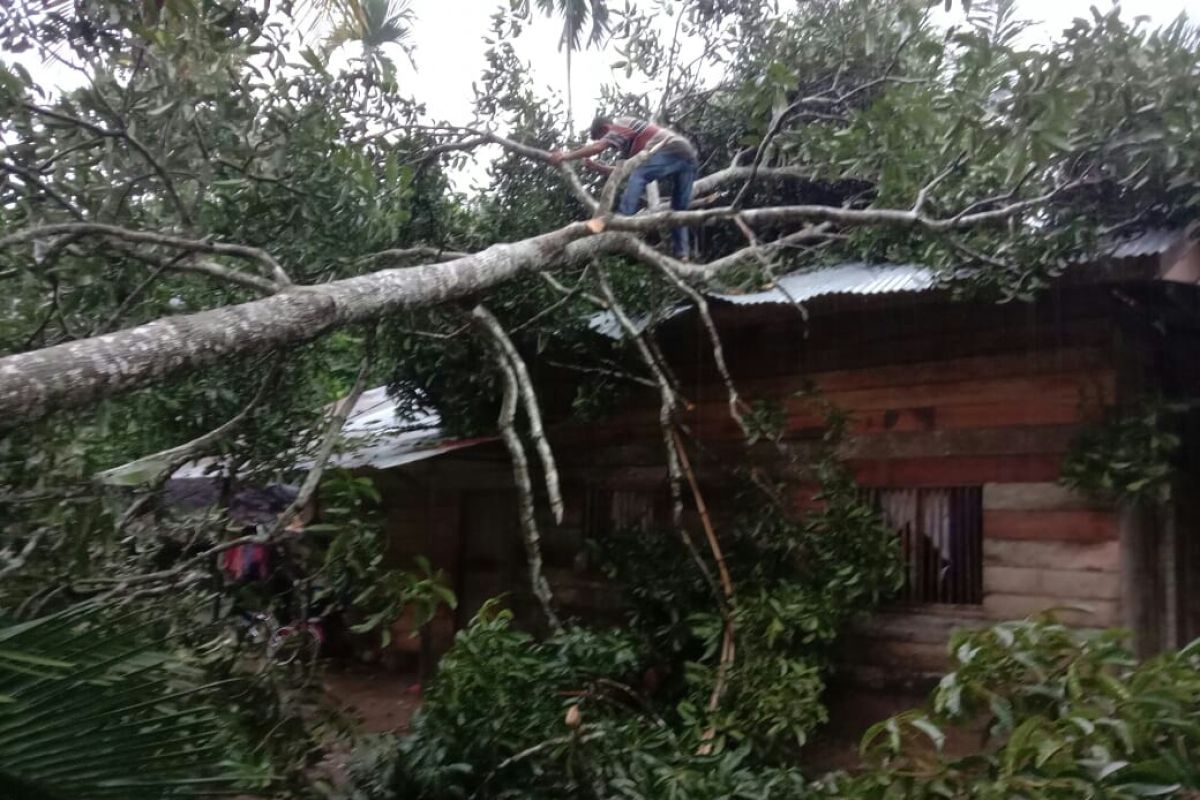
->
<box><xmin>397</xmin><ymin>291</ymin><xmax>1135</xmax><ymax>684</ymax></box>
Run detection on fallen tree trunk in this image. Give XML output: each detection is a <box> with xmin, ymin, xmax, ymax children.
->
<box><xmin>0</xmin><ymin>224</ymin><xmax>588</xmax><ymax>426</ymax></box>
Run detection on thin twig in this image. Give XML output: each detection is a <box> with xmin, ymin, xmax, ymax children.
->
<box><xmin>1</xmin><ymin>161</ymin><xmax>86</xmax><ymax>220</ymax></box>
<box><xmin>594</xmin><ymin>272</ymin><xmax>718</xmax><ymax>597</ymax></box>
<box><xmin>97</xmin><ymin>360</ymin><xmax>283</xmax><ymax>488</ymax></box>
<box><xmin>0</xmin><ymin>223</ymin><xmax>292</xmax><ymax>288</ymax></box>
<box><xmin>543</xmin><ymin>358</ymin><xmax>657</xmax><ymax>388</ymax></box>
<box><xmin>642</xmin><ymin>250</ymin><xmax>751</xmax><ymax>438</ymax></box>
<box><xmin>22</xmin><ymin>102</ymin><xmax>195</xmax><ymax>228</ymax></box>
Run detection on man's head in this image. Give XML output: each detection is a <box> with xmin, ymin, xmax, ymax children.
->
<box><xmin>590</xmin><ymin>115</ymin><xmax>612</xmax><ymax>141</ymax></box>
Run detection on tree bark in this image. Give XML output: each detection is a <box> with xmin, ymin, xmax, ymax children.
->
<box><xmin>0</xmin><ymin>225</ymin><xmax>587</xmax><ymax>426</ymax></box>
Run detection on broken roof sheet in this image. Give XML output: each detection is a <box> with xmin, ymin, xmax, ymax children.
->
<box><xmin>104</xmin><ymin>386</ymin><xmax>491</xmax><ymax>483</ymax></box>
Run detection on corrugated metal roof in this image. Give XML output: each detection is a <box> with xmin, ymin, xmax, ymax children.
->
<box><xmin>293</xmin><ymin>386</ymin><xmax>493</xmax><ymax>472</ymax></box>
<box><xmin>586</xmin><ymin>228</ymin><xmax>1187</xmax><ymax>336</ymax></box>
<box><xmin>102</xmin><ymin>386</ymin><xmax>491</xmax><ymax>483</ymax></box>
<box><xmin>587</xmin><ymin>304</ymin><xmax>690</xmax><ymax>338</ymax></box>
<box><xmin>1106</xmin><ymin>228</ymin><xmax>1183</xmax><ymax>259</ymax></box>
<box><xmin>709</xmin><ymin>263</ymin><xmax>936</xmax><ymax>306</ymax></box>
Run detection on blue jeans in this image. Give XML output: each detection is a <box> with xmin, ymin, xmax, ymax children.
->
<box><xmin>619</xmin><ymin>150</ymin><xmax>697</xmax><ymax>258</ymax></box>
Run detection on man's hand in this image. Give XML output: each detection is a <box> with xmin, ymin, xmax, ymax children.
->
<box><xmin>549</xmin><ymin>150</ymin><xmax>568</xmax><ymax>165</ymax></box>
<box><xmin>583</xmin><ymin>158</ymin><xmax>614</xmax><ymax>175</ymax></box>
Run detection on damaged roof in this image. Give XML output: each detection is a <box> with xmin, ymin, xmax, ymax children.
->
<box><xmin>103</xmin><ymin>386</ymin><xmax>491</xmax><ymax>484</ymax></box>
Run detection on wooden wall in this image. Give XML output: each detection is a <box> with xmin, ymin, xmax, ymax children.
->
<box><xmin>371</xmin><ymin>286</ymin><xmax>1159</xmax><ymax>684</ymax></box>
<box><xmin>549</xmin><ymin>288</ymin><xmax>1127</xmax><ymax>683</ymax></box>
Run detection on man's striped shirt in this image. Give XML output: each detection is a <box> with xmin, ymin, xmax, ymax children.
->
<box><xmin>601</xmin><ymin>117</ymin><xmax>697</xmax><ymax>160</ymax></box>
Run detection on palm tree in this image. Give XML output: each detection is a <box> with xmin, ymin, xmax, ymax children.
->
<box><xmin>512</xmin><ymin>0</ymin><xmax>611</xmax><ymax>131</ymax></box>
<box><xmin>0</xmin><ymin>604</ymin><xmax>263</xmax><ymax>799</ymax></box>
<box><xmin>319</xmin><ymin>0</ymin><xmax>416</xmax><ymax>65</ymax></box>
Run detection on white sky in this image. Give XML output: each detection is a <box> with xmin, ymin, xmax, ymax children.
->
<box><xmin>390</xmin><ymin>0</ymin><xmax>1200</xmax><ymax>126</ymax></box>
<box><xmin>7</xmin><ymin>0</ymin><xmax>1200</xmax><ymax>192</ymax></box>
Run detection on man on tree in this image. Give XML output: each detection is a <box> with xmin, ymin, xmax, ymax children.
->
<box><xmin>551</xmin><ymin>115</ymin><xmax>698</xmax><ymax>260</ymax></box>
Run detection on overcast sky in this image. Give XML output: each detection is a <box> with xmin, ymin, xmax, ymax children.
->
<box><xmin>385</xmin><ymin>0</ymin><xmax>1200</xmax><ymax>124</ymax></box>
<box><xmin>8</xmin><ymin>0</ymin><xmax>1200</xmax><ymax>191</ymax></box>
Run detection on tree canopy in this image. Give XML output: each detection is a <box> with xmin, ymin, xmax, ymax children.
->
<box><xmin>1</xmin><ymin>0</ymin><xmax>1199</xmax><ymax>796</ymax></box>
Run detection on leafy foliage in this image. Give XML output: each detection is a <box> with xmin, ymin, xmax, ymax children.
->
<box><xmin>338</xmin><ymin>603</ymin><xmax>821</xmax><ymax>800</ymax></box>
<box><xmin>0</xmin><ymin>603</ymin><xmax>269</xmax><ymax>799</ymax></box>
<box><xmin>314</xmin><ymin>471</ymin><xmax>457</xmax><ymax>643</ymax></box>
<box><xmin>850</xmin><ymin>619</ymin><xmax>1200</xmax><ymax>799</ymax></box>
<box><xmin>1061</xmin><ymin>402</ymin><xmax>1185</xmax><ymax>502</ymax></box>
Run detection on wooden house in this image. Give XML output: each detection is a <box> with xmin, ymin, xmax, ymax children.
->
<box><xmin>356</xmin><ymin>229</ymin><xmax>1200</xmax><ymax>684</ymax></box>
<box><xmin>139</xmin><ymin>229</ymin><xmax>1200</xmax><ymax>686</ymax></box>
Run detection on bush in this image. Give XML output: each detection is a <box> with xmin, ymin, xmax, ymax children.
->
<box><xmin>851</xmin><ymin>619</ymin><xmax>1200</xmax><ymax>799</ymax></box>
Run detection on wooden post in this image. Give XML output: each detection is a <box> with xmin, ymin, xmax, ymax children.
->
<box><xmin>1119</xmin><ymin>499</ymin><xmax>1163</xmax><ymax>658</ymax></box>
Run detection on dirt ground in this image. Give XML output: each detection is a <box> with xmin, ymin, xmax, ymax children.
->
<box><xmin>322</xmin><ymin>666</ymin><xmax>422</xmax><ymax>734</ymax></box>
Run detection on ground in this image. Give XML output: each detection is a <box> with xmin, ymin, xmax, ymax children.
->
<box><xmin>322</xmin><ymin>665</ymin><xmax>422</xmax><ymax>734</ymax></box>
<box><xmin>311</xmin><ymin>665</ymin><xmax>423</xmax><ymax>792</ymax></box>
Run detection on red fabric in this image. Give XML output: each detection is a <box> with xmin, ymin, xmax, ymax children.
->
<box><xmin>603</xmin><ymin>117</ymin><xmax>661</xmax><ymax>158</ymax></box>
<box><xmin>220</xmin><ymin>543</ymin><xmax>270</xmax><ymax>580</ymax></box>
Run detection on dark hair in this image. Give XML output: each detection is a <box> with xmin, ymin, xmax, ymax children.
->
<box><xmin>590</xmin><ymin>115</ymin><xmax>612</xmax><ymax>140</ymax></box>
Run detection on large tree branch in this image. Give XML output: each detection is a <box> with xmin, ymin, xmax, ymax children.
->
<box><xmin>0</xmin><ymin>175</ymin><xmax>1079</xmax><ymax>426</ymax></box>
<box><xmin>615</xmin><ymin>181</ymin><xmax>1087</xmax><ymax>233</ymax></box>
<box><xmin>486</xmin><ymin>332</ymin><xmax>562</xmax><ymax>632</ymax></box>
<box><xmin>0</xmin><ymin>224</ymin><xmax>587</xmax><ymax>425</ymax></box>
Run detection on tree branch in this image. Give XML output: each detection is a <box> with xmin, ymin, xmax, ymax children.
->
<box><xmin>484</xmin><ymin>331</ymin><xmax>562</xmax><ymax>632</ymax></box>
<box><xmin>0</xmin><ymin>223</ymin><xmax>590</xmax><ymax>425</ymax></box>
<box><xmin>266</xmin><ymin>347</ymin><xmax>372</xmax><ymax>538</ymax></box>
<box><xmin>22</xmin><ymin>102</ymin><xmax>195</xmax><ymax>228</ymax></box>
<box><xmin>1</xmin><ymin>222</ymin><xmax>292</xmax><ymax>287</ymax></box>
<box><xmin>1</xmin><ymin>161</ymin><xmax>86</xmax><ymax>220</ymax></box>
<box><xmin>671</xmin><ymin>428</ymin><xmax>736</xmax><ymax>753</ymax></box>
<box><xmin>96</xmin><ymin>360</ymin><xmax>282</xmax><ymax>488</ymax></box>
<box><xmin>471</xmin><ymin>304</ymin><xmax>565</xmax><ymax>524</ymax></box>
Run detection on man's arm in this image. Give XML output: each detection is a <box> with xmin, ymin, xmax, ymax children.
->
<box><xmin>549</xmin><ymin>140</ymin><xmax>610</xmax><ymax>164</ymax></box>
<box><xmin>582</xmin><ymin>158</ymin><xmax>615</xmax><ymax>175</ymax></box>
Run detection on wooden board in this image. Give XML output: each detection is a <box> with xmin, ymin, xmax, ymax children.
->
<box><xmin>983</xmin><ymin>538</ymin><xmax>1120</xmax><ymax>572</ymax></box>
<box><xmin>850</xmin><ymin>455</ymin><xmax>1064</xmax><ymax>487</ymax></box>
<box><xmin>984</xmin><ymin>509</ymin><xmax>1118</xmax><ymax>542</ymax></box>
<box><xmin>984</xmin><ymin>566</ymin><xmax>1121</xmax><ymax>600</ymax></box>
<box><xmin>982</xmin><ymin>593</ymin><xmax>1120</xmax><ymax>627</ymax></box>
<box><xmin>983</xmin><ymin>482</ymin><xmax>1110</xmax><ymax>511</ymax></box>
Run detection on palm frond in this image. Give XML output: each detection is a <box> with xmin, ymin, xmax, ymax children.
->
<box><xmin>517</xmin><ymin>0</ymin><xmax>611</xmax><ymax>51</ymax></box>
<box><xmin>0</xmin><ymin>604</ymin><xmax>265</xmax><ymax>799</ymax></box>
